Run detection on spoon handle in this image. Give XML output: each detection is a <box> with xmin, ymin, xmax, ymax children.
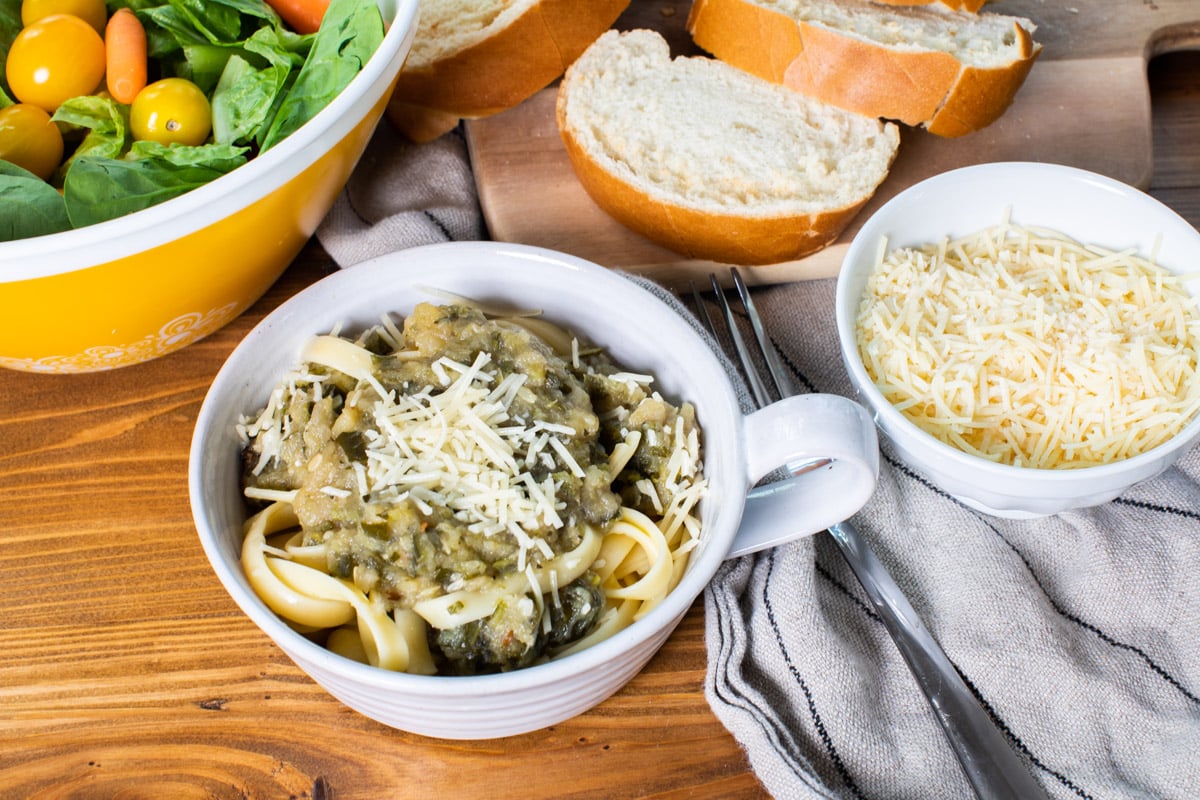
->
<box><xmin>827</xmin><ymin>520</ymin><xmax>1047</xmax><ymax>800</ymax></box>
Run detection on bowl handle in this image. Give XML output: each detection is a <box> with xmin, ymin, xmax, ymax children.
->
<box><xmin>727</xmin><ymin>394</ymin><xmax>878</xmax><ymax>559</ymax></box>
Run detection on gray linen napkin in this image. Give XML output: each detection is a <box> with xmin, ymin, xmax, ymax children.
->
<box><xmin>316</xmin><ymin>123</ymin><xmax>1200</xmax><ymax>800</ymax></box>
<box><xmin>316</xmin><ymin>123</ymin><xmax>484</xmax><ymax>264</ymax></box>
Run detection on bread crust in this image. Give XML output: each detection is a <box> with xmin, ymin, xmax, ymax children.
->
<box><xmin>385</xmin><ymin>102</ymin><xmax>464</xmax><ymax>143</ymax></box>
<box><xmin>925</xmin><ymin>24</ymin><xmax>1038</xmax><ymax>136</ymax></box>
<box><xmin>781</xmin><ymin>21</ymin><xmax>962</xmax><ymax>126</ymax></box>
<box><xmin>556</xmin><ymin>104</ymin><xmax>879</xmax><ymax>266</ymax></box>
<box><xmin>387</xmin><ymin>0</ymin><xmax>630</xmax><ymax>141</ymax></box>
<box><xmin>874</xmin><ymin>0</ymin><xmax>988</xmax><ymax>12</ymax></box>
<box><xmin>687</xmin><ymin>0</ymin><xmax>1040</xmax><ymax>137</ymax></box>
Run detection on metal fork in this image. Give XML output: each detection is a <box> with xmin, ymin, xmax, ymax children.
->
<box><xmin>694</xmin><ymin>268</ymin><xmax>1047</xmax><ymax>800</ymax></box>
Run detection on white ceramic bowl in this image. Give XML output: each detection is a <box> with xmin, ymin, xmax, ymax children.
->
<box><xmin>190</xmin><ymin>242</ymin><xmax>879</xmax><ymax>738</ymax></box>
<box><xmin>835</xmin><ymin>162</ymin><xmax>1200</xmax><ymax>518</ymax></box>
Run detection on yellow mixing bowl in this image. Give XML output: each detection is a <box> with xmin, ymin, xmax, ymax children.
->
<box><xmin>0</xmin><ymin>0</ymin><xmax>420</xmax><ymax>374</ymax></box>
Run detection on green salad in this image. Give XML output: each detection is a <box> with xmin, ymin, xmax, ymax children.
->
<box><xmin>0</xmin><ymin>0</ymin><xmax>383</xmax><ymax>242</ymax></box>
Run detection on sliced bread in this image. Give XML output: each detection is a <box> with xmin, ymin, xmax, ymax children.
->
<box><xmin>687</xmin><ymin>0</ymin><xmax>1040</xmax><ymax>137</ymax></box>
<box><xmin>386</xmin><ymin>0</ymin><xmax>630</xmax><ymax>143</ymax></box>
<box><xmin>555</xmin><ymin>28</ymin><xmax>900</xmax><ymax>266</ymax></box>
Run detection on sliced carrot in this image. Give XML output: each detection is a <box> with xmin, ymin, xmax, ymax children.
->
<box><xmin>105</xmin><ymin>8</ymin><xmax>148</xmax><ymax>105</ymax></box>
<box><xmin>264</xmin><ymin>0</ymin><xmax>330</xmax><ymax>34</ymax></box>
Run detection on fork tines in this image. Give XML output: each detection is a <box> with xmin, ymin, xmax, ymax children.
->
<box><xmin>691</xmin><ymin>268</ymin><xmax>790</xmax><ymax>409</ymax></box>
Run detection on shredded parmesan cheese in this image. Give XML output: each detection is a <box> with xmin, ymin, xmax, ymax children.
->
<box><xmin>352</xmin><ymin>352</ymin><xmax>580</xmax><ymax>569</ymax></box>
<box><xmin>856</xmin><ymin>222</ymin><xmax>1200</xmax><ymax>468</ymax></box>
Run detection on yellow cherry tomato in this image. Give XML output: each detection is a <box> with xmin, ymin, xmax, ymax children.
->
<box><xmin>20</xmin><ymin>0</ymin><xmax>107</xmax><ymax>33</ymax></box>
<box><xmin>5</xmin><ymin>14</ymin><xmax>106</xmax><ymax>112</ymax></box>
<box><xmin>130</xmin><ymin>78</ymin><xmax>214</xmax><ymax>147</ymax></box>
<box><xmin>0</xmin><ymin>103</ymin><xmax>64</xmax><ymax>180</ymax></box>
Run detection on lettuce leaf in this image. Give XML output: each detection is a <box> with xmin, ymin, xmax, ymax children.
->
<box><xmin>51</xmin><ymin>95</ymin><xmax>130</xmax><ymax>183</ymax></box>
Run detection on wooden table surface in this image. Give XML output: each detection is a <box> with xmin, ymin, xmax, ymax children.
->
<box><xmin>2</xmin><ymin>51</ymin><xmax>1198</xmax><ymax>800</ymax></box>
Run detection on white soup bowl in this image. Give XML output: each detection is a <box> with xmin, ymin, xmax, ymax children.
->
<box><xmin>190</xmin><ymin>242</ymin><xmax>879</xmax><ymax>738</ymax></box>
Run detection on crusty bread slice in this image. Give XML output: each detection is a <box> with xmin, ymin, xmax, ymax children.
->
<box><xmin>687</xmin><ymin>0</ymin><xmax>1040</xmax><ymax>138</ymax></box>
<box><xmin>386</xmin><ymin>0</ymin><xmax>630</xmax><ymax>143</ymax></box>
<box><xmin>555</xmin><ymin>29</ymin><xmax>900</xmax><ymax>266</ymax></box>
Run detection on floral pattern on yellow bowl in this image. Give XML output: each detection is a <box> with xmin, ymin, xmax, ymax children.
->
<box><xmin>0</xmin><ymin>302</ymin><xmax>240</xmax><ymax>374</ymax></box>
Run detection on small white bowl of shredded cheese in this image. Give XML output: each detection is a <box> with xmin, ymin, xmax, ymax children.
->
<box><xmin>836</xmin><ymin>161</ymin><xmax>1200</xmax><ymax>518</ymax></box>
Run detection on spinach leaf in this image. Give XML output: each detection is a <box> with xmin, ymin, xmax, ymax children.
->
<box><xmin>135</xmin><ymin>4</ymin><xmax>209</xmax><ymax>57</ymax></box>
<box><xmin>0</xmin><ymin>163</ymin><xmax>71</xmax><ymax>241</ymax></box>
<box><xmin>62</xmin><ymin>143</ymin><xmax>247</xmax><ymax>227</ymax></box>
<box><xmin>259</xmin><ymin>0</ymin><xmax>383</xmax><ymax>151</ymax></box>
<box><xmin>0</xmin><ymin>0</ymin><xmax>19</xmax><ymax>104</ymax></box>
<box><xmin>133</xmin><ymin>0</ymin><xmax>289</xmax><ymax>58</ymax></box>
<box><xmin>208</xmin><ymin>0</ymin><xmax>282</xmax><ymax>27</ymax></box>
<box><xmin>158</xmin><ymin>0</ymin><xmax>245</xmax><ymax>45</ymax></box>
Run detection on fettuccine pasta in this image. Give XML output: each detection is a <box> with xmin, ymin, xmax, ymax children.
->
<box><xmin>237</xmin><ymin>301</ymin><xmax>706</xmax><ymax>675</ymax></box>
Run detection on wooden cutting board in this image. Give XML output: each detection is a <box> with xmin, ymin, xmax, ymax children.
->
<box><xmin>465</xmin><ymin>0</ymin><xmax>1200</xmax><ymax>288</ymax></box>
